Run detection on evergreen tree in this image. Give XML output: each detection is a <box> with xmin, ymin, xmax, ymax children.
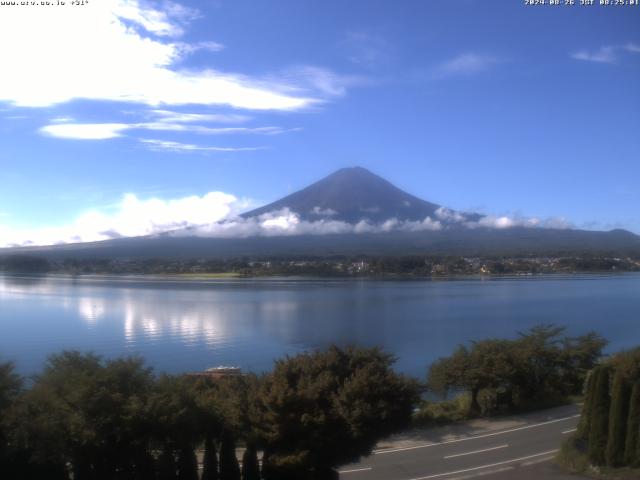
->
<box><xmin>588</xmin><ymin>366</ymin><xmax>611</xmax><ymax>465</ymax></box>
<box><xmin>241</xmin><ymin>444</ymin><xmax>260</xmax><ymax>480</ymax></box>
<box><xmin>577</xmin><ymin>368</ymin><xmax>597</xmax><ymax>440</ymax></box>
<box><xmin>202</xmin><ymin>436</ymin><xmax>219</xmax><ymax>480</ymax></box>
<box><xmin>157</xmin><ymin>449</ymin><xmax>178</xmax><ymax>480</ymax></box>
<box><xmin>624</xmin><ymin>383</ymin><xmax>640</xmax><ymax>467</ymax></box>
<box><xmin>177</xmin><ymin>446</ymin><xmax>199</xmax><ymax>480</ymax></box>
<box><xmin>220</xmin><ymin>432</ymin><xmax>241</xmax><ymax>480</ymax></box>
<box><xmin>133</xmin><ymin>449</ymin><xmax>157</xmax><ymax>480</ymax></box>
<box><xmin>606</xmin><ymin>372</ymin><xmax>631</xmax><ymax>466</ymax></box>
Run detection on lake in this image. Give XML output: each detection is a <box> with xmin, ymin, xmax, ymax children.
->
<box><xmin>1</xmin><ymin>273</ymin><xmax>639</xmax><ymax>378</ymax></box>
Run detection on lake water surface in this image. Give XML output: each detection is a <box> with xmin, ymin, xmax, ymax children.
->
<box><xmin>1</xmin><ymin>273</ymin><xmax>639</xmax><ymax>377</ymax></box>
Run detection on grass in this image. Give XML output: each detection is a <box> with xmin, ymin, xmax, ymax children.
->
<box><xmin>555</xmin><ymin>435</ymin><xmax>640</xmax><ymax>480</ymax></box>
<box><xmin>412</xmin><ymin>391</ymin><xmax>580</xmax><ymax>428</ymax></box>
<box><xmin>412</xmin><ymin>394</ymin><xmax>472</xmax><ymax>427</ymax></box>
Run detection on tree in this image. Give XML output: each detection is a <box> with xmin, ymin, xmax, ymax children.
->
<box><xmin>259</xmin><ymin>346</ymin><xmax>420</xmax><ymax>479</ymax></box>
<box><xmin>0</xmin><ymin>361</ymin><xmax>24</xmax><ymax>477</ymax></box>
<box><xmin>427</xmin><ymin>325</ymin><xmax>602</xmax><ymax>417</ymax></box>
<box><xmin>560</xmin><ymin>332</ymin><xmax>608</xmax><ymax>394</ymax></box>
<box><xmin>428</xmin><ymin>340</ymin><xmax>516</xmax><ymax>415</ymax></box>
<box><xmin>624</xmin><ymin>383</ymin><xmax>640</xmax><ymax>467</ymax></box>
<box><xmin>511</xmin><ymin>325</ymin><xmax>566</xmax><ymax>403</ymax></box>
<box><xmin>242</xmin><ymin>444</ymin><xmax>260</xmax><ymax>480</ymax></box>
<box><xmin>147</xmin><ymin>375</ymin><xmax>204</xmax><ymax>460</ymax></box>
<box><xmin>576</xmin><ymin>368</ymin><xmax>596</xmax><ymax>440</ymax></box>
<box><xmin>157</xmin><ymin>449</ymin><xmax>177</xmax><ymax>480</ymax></box>
<box><xmin>15</xmin><ymin>351</ymin><xmax>156</xmax><ymax>478</ymax></box>
<box><xmin>202</xmin><ymin>435</ymin><xmax>219</xmax><ymax>480</ymax></box>
<box><xmin>177</xmin><ymin>445</ymin><xmax>199</xmax><ymax>480</ymax></box>
<box><xmin>588</xmin><ymin>366</ymin><xmax>611</xmax><ymax>465</ymax></box>
<box><xmin>219</xmin><ymin>431</ymin><xmax>241</xmax><ymax>480</ymax></box>
<box><xmin>606</xmin><ymin>371</ymin><xmax>631</xmax><ymax>466</ymax></box>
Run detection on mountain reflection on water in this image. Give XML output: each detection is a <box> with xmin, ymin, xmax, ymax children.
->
<box><xmin>1</xmin><ymin>273</ymin><xmax>639</xmax><ymax>377</ymax></box>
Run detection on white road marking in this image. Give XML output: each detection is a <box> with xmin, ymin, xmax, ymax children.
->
<box><xmin>339</xmin><ymin>467</ymin><xmax>373</xmax><ymax>474</ymax></box>
<box><xmin>447</xmin><ymin>466</ymin><xmax>514</xmax><ymax>480</ymax></box>
<box><xmin>374</xmin><ymin>415</ymin><xmax>579</xmax><ymax>455</ymax></box>
<box><xmin>407</xmin><ymin>450</ymin><xmax>558</xmax><ymax>480</ymax></box>
<box><xmin>520</xmin><ymin>455</ymin><xmax>556</xmax><ymax>466</ymax></box>
<box><xmin>444</xmin><ymin>444</ymin><xmax>508</xmax><ymax>459</ymax></box>
<box><xmin>562</xmin><ymin>428</ymin><xmax>577</xmax><ymax>434</ymax></box>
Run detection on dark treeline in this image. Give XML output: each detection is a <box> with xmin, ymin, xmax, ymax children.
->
<box><xmin>572</xmin><ymin>348</ymin><xmax>640</xmax><ymax>468</ymax></box>
<box><xmin>427</xmin><ymin>325</ymin><xmax>607</xmax><ymax>416</ymax></box>
<box><xmin>0</xmin><ymin>327</ymin><xmax>623</xmax><ymax>479</ymax></box>
<box><xmin>1</xmin><ymin>254</ymin><xmax>639</xmax><ymax>276</ymax></box>
<box><xmin>0</xmin><ymin>347</ymin><xmax>419</xmax><ymax>480</ymax></box>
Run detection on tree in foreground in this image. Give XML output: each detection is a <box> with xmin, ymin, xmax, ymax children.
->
<box><xmin>428</xmin><ymin>340</ymin><xmax>515</xmax><ymax>415</ymax></box>
<box><xmin>576</xmin><ymin>369</ymin><xmax>596</xmax><ymax>440</ymax></box>
<box><xmin>588</xmin><ymin>366</ymin><xmax>611</xmax><ymax>465</ymax></box>
<box><xmin>177</xmin><ymin>445</ymin><xmax>199</xmax><ymax>480</ymax></box>
<box><xmin>201</xmin><ymin>435</ymin><xmax>219</xmax><ymax>480</ymax></box>
<box><xmin>624</xmin><ymin>383</ymin><xmax>640</xmax><ymax>467</ymax></box>
<box><xmin>219</xmin><ymin>431</ymin><xmax>241</xmax><ymax>480</ymax></box>
<box><xmin>241</xmin><ymin>444</ymin><xmax>260</xmax><ymax>480</ymax></box>
<box><xmin>605</xmin><ymin>371</ymin><xmax>631</xmax><ymax>466</ymax></box>
<box><xmin>258</xmin><ymin>346</ymin><xmax>420</xmax><ymax>479</ymax></box>
<box><xmin>0</xmin><ymin>361</ymin><xmax>25</xmax><ymax>477</ymax></box>
<box><xmin>427</xmin><ymin>325</ymin><xmax>606</xmax><ymax>417</ymax></box>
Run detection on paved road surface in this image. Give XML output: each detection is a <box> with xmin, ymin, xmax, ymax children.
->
<box><xmin>339</xmin><ymin>404</ymin><xmax>583</xmax><ymax>480</ymax></box>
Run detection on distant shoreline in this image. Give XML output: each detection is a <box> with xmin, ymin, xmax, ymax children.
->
<box><xmin>2</xmin><ymin>270</ymin><xmax>639</xmax><ymax>284</ymax></box>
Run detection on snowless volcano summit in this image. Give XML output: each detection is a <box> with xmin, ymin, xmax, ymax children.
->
<box><xmin>243</xmin><ymin>166</ymin><xmax>479</xmax><ymax>224</ymax></box>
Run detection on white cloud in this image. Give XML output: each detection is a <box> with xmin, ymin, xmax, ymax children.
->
<box><xmin>278</xmin><ymin>66</ymin><xmax>368</xmax><ymax>97</ymax></box>
<box><xmin>174</xmin><ymin>40</ymin><xmax>225</xmax><ymax>55</ymax></box>
<box><xmin>0</xmin><ymin>197</ymin><xmax>575</xmax><ymax>248</ymax></box>
<box><xmin>342</xmin><ymin>31</ymin><xmax>391</xmax><ymax>67</ymax></box>
<box><xmin>310</xmin><ymin>207</ymin><xmax>338</xmax><ymax>216</ymax></box>
<box><xmin>183</xmin><ymin>209</ymin><xmax>443</xmax><ymax>239</ymax></box>
<box><xmin>625</xmin><ymin>43</ymin><xmax>640</xmax><ymax>53</ymax></box>
<box><xmin>0</xmin><ymin>191</ymin><xmax>239</xmax><ymax>247</ymax></box>
<box><xmin>40</xmin><ymin>123</ymin><xmax>131</xmax><ymax>140</ymax></box>
<box><xmin>139</xmin><ymin>138</ymin><xmax>264</xmax><ymax>152</ymax></box>
<box><xmin>433</xmin><ymin>53</ymin><xmax>500</xmax><ymax>77</ymax></box>
<box><xmin>0</xmin><ymin>0</ymin><xmax>315</xmax><ymax>110</ymax></box>
<box><xmin>150</xmin><ymin>109</ymin><xmax>250</xmax><ymax>124</ymax></box>
<box><xmin>571</xmin><ymin>43</ymin><xmax>640</xmax><ymax>63</ymax></box>
<box><xmin>39</xmin><ymin>121</ymin><xmax>297</xmax><ymax>139</ymax></box>
<box><xmin>571</xmin><ymin>46</ymin><xmax>617</xmax><ymax>64</ymax></box>
<box><xmin>464</xmin><ymin>215</ymin><xmax>572</xmax><ymax>230</ymax></box>
<box><xmin>435</xmin><ymin>207</ymin><xmax>466</xmax><ymax>223</ymax></box>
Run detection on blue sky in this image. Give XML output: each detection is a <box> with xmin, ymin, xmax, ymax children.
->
<box><xmin>0</xmin><ymin>0</ymin><xmax>639</xmax><ymax>245</ymax></box>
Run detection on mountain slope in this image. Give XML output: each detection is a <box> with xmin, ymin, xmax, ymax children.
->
<box><xmin>2</xmin><ymin>167</ymin><xmax>639</xmax><ymax>259</ymax></box>
<box><xmin>243</xmin><ymin>166</ymin><xmax>478</xmax><ymax>223</ymax></box>
<box><xmin>4</xmin><ymin>227</ymin><xmax>640</xmax><ymax>259</ymax></box>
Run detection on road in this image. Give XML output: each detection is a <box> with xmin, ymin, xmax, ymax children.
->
<box><xmin>339</xmin><ymin>404</ymin><xmax>582</xmax><ymax>480</ymax></box>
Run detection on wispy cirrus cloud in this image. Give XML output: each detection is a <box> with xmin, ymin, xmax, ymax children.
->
<box><xmin>39</xmin><ymin>121</ymin><xmax>299</xmax><ymax>140</ymax></box>
<box><xmin>571</xmin><ymin>46</ymin><xmax>617</xmax><ymax>64</ymax></box>
<box><xmin>276</xmin><ymin>66</ymin><xmax>370</xmax><ymax>98</ymax></box>
<box><xmin>139</xmin><ymin>139</ymin><xmax>265</xmax><ymax>153</ymax></box>
<box><xmin>571</xmin><ymin>43</ymin><xmax>640</xmax><ymax>64</ymax></box>
<box><xmin>431</xmin><ymin>53</ymin><xmax>501</xmax><ymax>78</ymax></box>
<box><xmin>342</xmin><ymin>31</ymin><xmax>392</xmax><ymax>67</ymax></box>
<box><xmin>150</xmin><ymin>109</ymin><xmax>250</xmax><ymax>124</ymax></box>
